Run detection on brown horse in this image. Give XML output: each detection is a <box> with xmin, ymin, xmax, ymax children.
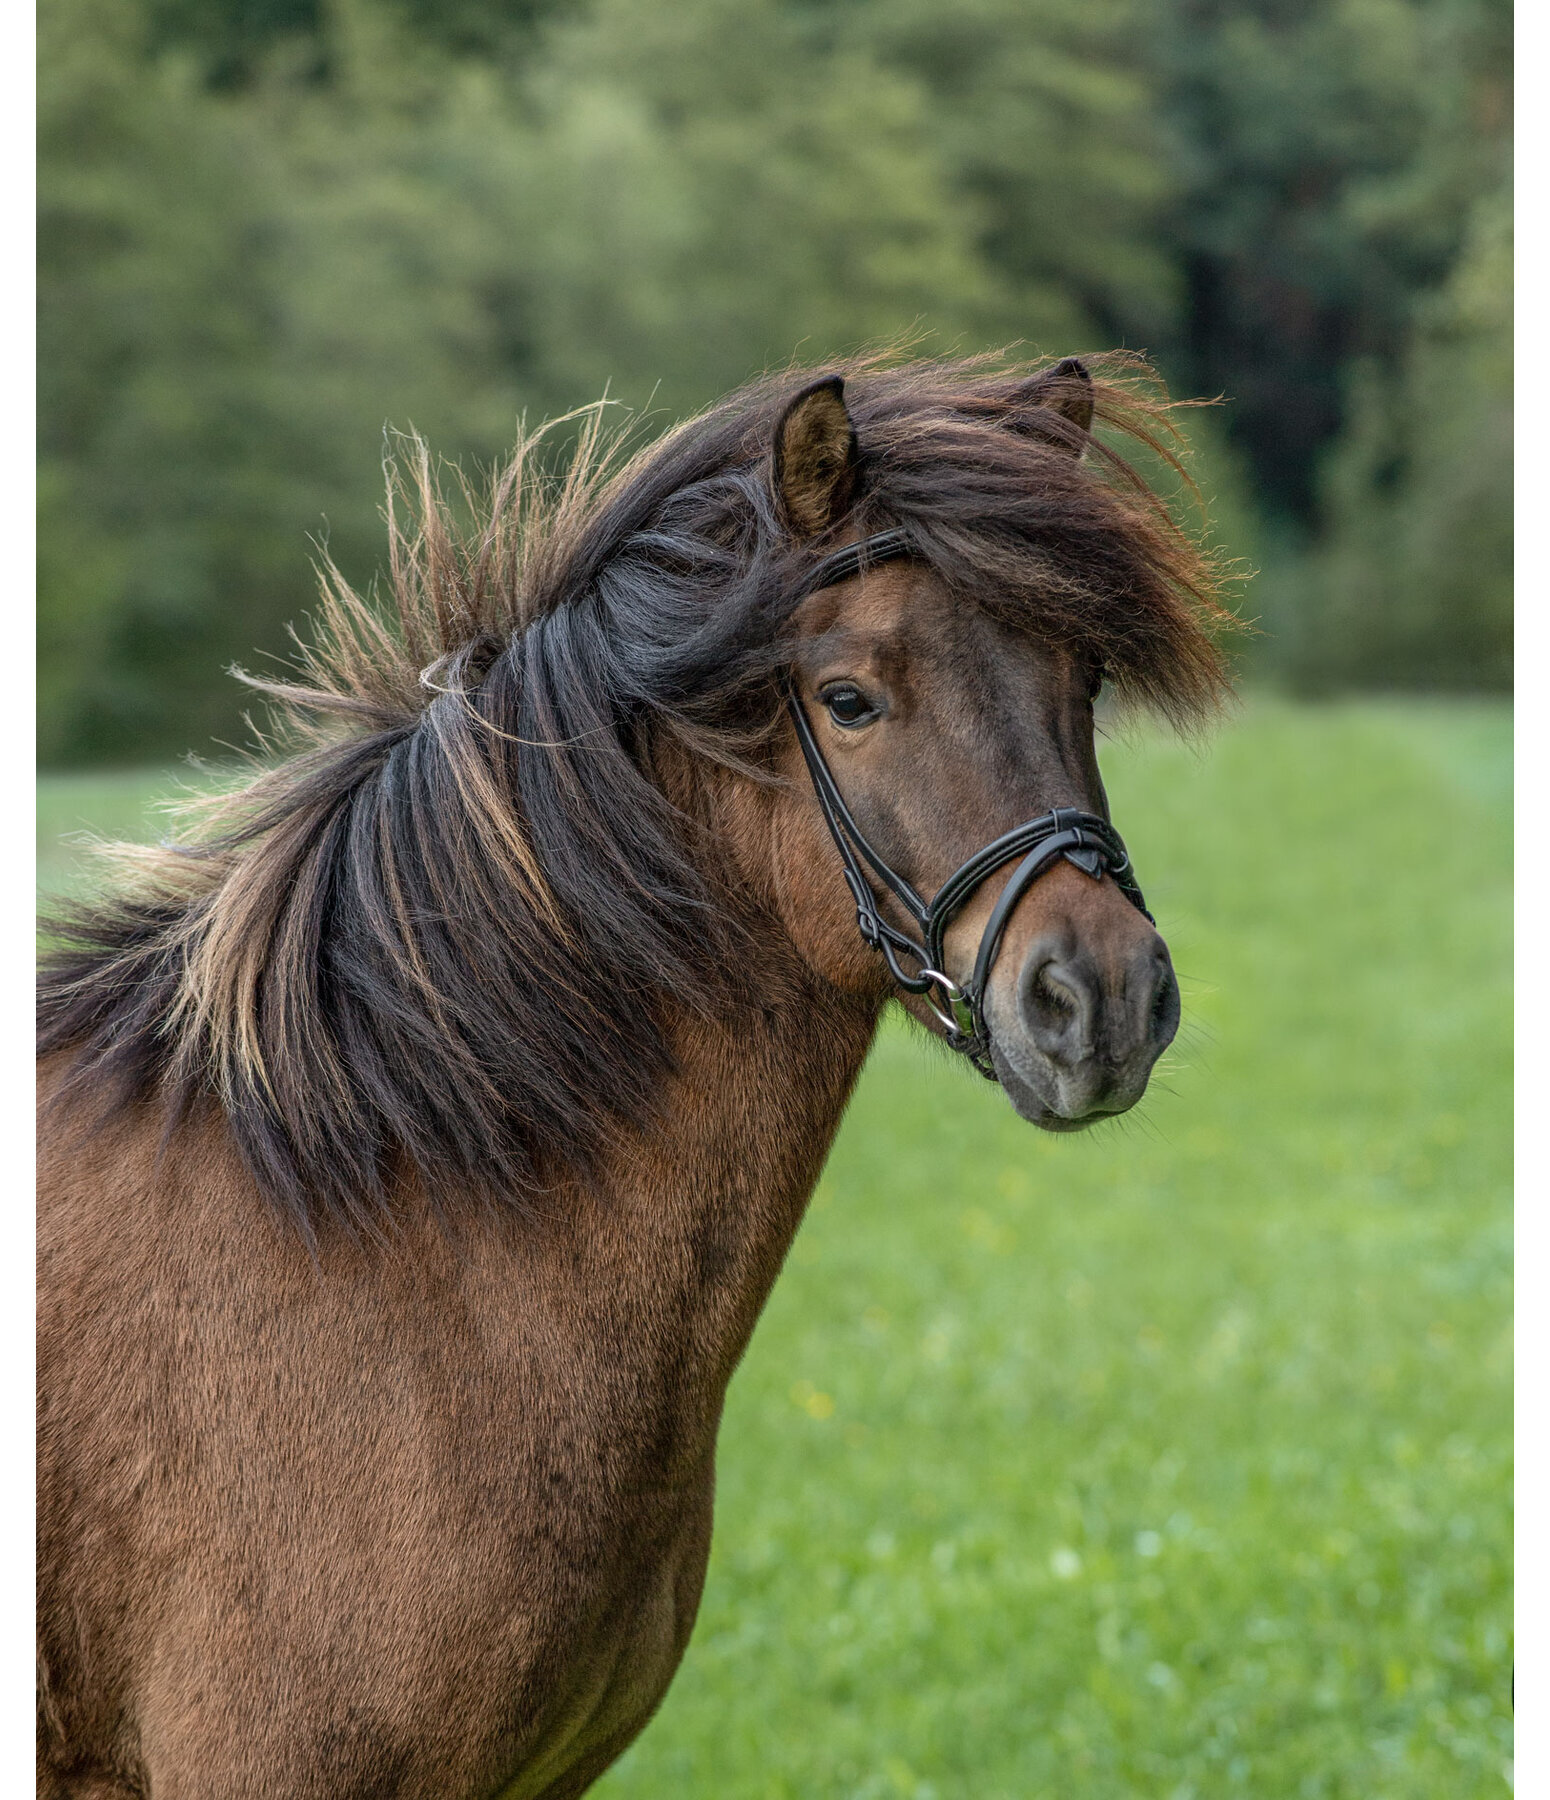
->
<box><xmin>38</xmin><ymin>354</ymin><xmax>1231</xmax><ymax>1798</ymax></box>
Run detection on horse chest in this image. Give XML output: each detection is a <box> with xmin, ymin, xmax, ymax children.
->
<box><xmin>38</xmin><ymin>1108</ymin><xmax>805</xmax><ymax>1798</ymax></box>
<box><xmin>481</xmin><ymin>1477</ymin><xmax>716</xmax><ymax>1800</ymax></box>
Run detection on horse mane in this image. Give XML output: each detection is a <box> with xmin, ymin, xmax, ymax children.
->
<box><xmin>38</xmin><ymin>351</ymin><xmax>1238</xmax><ymax>1234</ymax></box>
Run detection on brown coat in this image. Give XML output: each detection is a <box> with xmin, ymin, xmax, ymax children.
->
<box><xmin>39</xmin><ymin>980</ymin><xmax>875</xmax><ymax>1796</ymax></box>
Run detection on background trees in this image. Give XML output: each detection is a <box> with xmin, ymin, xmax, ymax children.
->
<box><xmin>38</xmin><ymin>0</ymin><xmax>1511</xmax><ymax>763</ymax></box>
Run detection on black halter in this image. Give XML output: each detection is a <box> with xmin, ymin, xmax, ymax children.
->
<box><xmin>788</xmin><ymin>529</ymin><xmax>1152</xmax><ymax>1080</ymax></box>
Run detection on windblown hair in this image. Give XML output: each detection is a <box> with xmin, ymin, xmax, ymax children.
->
<box><xmin>39</xmin><ymin>352</ymin><xmax>1236</xmax><ymax>1233</ymax></box>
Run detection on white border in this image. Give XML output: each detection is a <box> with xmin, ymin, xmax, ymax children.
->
<box><xmin>1514</xmin><ymin>0</ymin><xmax>1534</xmax><ymax>1785</ymax></box>
<box><xmin>6</xmin><ymin>0</ymin><xmax>36</xmax><ymax>1782</ymax></box>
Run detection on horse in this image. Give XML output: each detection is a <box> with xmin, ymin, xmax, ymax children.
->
<box><xmin>38</xmin><ymin>352</ymin><xmax>1232</xmax><ymax>1798</ymax></box>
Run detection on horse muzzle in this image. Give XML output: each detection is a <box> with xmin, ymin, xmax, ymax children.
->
<box><xmin>982</xmin><ymin>912</ymin><xmax>1180</xmax><ymax>1128</ymax></box>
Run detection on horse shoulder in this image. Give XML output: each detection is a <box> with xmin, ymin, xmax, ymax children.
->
<box><xmin>36</xmin><ymin>1073</ymin><xmax>724</xmax><ymax>1795</ymax></box>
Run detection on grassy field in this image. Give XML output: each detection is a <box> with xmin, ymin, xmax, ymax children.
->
<box><xmin>37</xmin><ymin>697</ymin><xmax>1512</xmax><ymax>1797</ymax></box>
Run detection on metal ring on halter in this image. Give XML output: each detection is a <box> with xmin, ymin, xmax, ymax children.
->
<box><xmin>916</xmin><ymin>968</ymin><xmax>966</xmax><ymax>1035</ymax></box>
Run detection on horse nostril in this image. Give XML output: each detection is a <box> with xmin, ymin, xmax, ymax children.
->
<box><xmin>1020</xmin><ymin>958</ymin><xmax>1091</xmax><ymax>1061</ymax></box>
<box><xmin>1030</xmin><ymin>965</ymin><xmax>1075</xmax><ymax>1021</ymax></box>
<box><xmin>1146</xmin><ymin>956</ymin><xmax>1180</xmax><ymax>1050</ymax></box>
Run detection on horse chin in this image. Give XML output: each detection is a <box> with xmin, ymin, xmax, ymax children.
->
<box><xmin>987</xmin><ymin>1038</ymin><xmax>1121</xmax><ymax>1133</ymax></box>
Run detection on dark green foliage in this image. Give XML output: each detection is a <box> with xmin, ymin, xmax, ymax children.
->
<box><xmin>144</xmin><ymin>0</ymin><xmax>575</xmax><ymax>83</ymax></box>
<box><xmin>37</xmin><ymin>0</ymin><xmax>1512</xmax><ymax>763</ymax></box>
<box><xmin>1148</xmin><ymin>0</ymin><xmax>1509</xmax><ymax>525</ymax></box>
<box><xmin>832</xmin><ymin>0</ymin><xmax>1180</xmax><ymax>354</ymax></box>
<box><xmin>1275</xmin><ymin>170</ymin><xmax>1510</xmax><ymax>691</ymax></box>
<box><xmin>40</xmin><ymin>0</ymin><xmax>540</xmax><ymax>759</ymax></box>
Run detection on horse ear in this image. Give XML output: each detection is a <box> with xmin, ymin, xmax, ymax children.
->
<box><xmin>773</xmin><ymin>376</ymin><xmax>860</xmax><ymax>537</ymax></box>
<box><xmin>1007</xmin><ymin>357</ymin><xmax>1094</xmax><ymax>452</ymax></box>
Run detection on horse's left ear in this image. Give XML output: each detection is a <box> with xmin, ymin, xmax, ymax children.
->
<box><xmin>773</xmin><ymin>376</ymin><xmax>861</xmax><ymax>538</ymax></box>
<box><xmin>1007</xmin><ymin>357</ymin><xmax>1094</xmax><ymax>451</ymax></box>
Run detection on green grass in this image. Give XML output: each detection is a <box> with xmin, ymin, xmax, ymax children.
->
<box><xmin>37</xmin><ymin>698</ymin><xmax>1511</xmax><ymax>1797</ymax></box>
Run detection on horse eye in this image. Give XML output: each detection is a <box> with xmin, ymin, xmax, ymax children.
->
<box><xmin>1086</xmin><ymin>665</ymin><xmax>1106</xmax><ymax>703</ymax></box>
<box><xmin>820</xmin><ymin>683</ymin><xmax>877</xmax><ymax>728</ymax></box>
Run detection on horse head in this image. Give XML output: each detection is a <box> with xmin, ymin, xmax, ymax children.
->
<box><xmin>769</xmin><ymin>370</ymin><xmax>1188</xmax><ymax>1128</ymax></box>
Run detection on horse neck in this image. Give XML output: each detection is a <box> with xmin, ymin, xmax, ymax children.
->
<box><xmin>565</xmin><ymin>982</ymin><xmax>875</xmax><ymax>1376</ymax></box>
<box><xmin>551</xmin><ymin>742</ymin><xmax>880</xmax><ymax>1381</ymax></box>
<box><xmin>56</xmin><ymin>736</ymin><xmax>883</xmax><ymax>1444</ymax></box>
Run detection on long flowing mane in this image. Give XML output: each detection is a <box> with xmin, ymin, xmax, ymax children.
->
<box><xmin>39</xmin><ymin>352</ymin><xmax>1237</xmax><ymax>1234</ymax></box>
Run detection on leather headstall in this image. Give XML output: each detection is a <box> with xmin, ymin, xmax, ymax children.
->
<box><xmin>787</xmin><ymin>528</ymin><xmax>1152</xmax><ymax>1080</ymax></box>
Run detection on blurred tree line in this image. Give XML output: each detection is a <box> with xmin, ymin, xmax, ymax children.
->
<box><xmin>38</xmin><ymin>0</ymin><xmax>1510</xmax><ymax>763</ymax></box>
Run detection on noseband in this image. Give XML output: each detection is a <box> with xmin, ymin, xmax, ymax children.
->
<box><xmin>788</xmin><ymin>528</ymin><xmax>1152</xmax><ymax>1081</ymax></box>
